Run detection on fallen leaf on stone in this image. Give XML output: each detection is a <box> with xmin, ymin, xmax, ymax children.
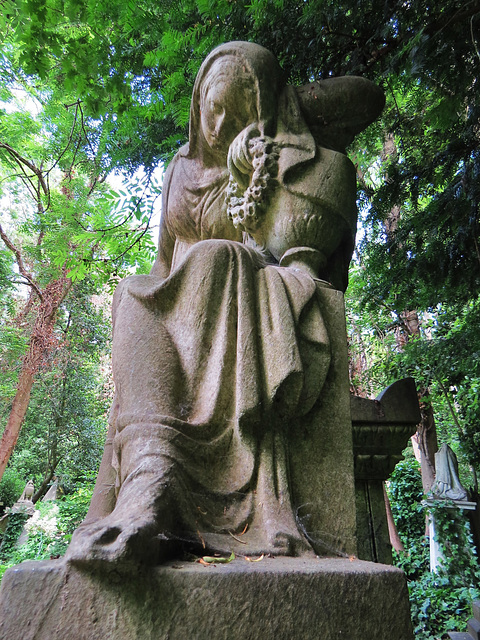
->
<box><xmin>198</xmin><ymin>551</ymin><xmax>235</xmax><ymax>564</ymax></box>
<box><xmin>197</xmin><ymin>558</ymin><xmax>211</xmax><ymax>566</ymax></box>
<box><xmin>245</xmin><ymin>554</ymin><xmax>264</xmax><ymax>562</ymax></box>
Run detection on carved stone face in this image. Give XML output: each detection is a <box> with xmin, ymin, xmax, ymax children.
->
<box><xmin>200</xmin><ymin>67</ymin><xmax>257</xmax><ymax>154</ymax></box>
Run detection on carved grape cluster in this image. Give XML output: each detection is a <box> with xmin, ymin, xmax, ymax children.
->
<box><xmin>226</xmin><ymin>136</ymin><xmax>279</xmax><ymax>233</ymax></box>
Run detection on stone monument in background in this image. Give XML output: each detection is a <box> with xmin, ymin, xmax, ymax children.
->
<box><xmin>426</xmin><ymin>444</ymin><xmax>476</xmax><ymax>573</ymax></box>
<box><xmin>0</xmin><ymin>41</ymin><xmax>416</xmax><ymax>640</ymax></box>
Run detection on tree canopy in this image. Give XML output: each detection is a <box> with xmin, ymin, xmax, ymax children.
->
<box><xmin>1</xmin><ymin>0</ymin><xmax>478</xmax><ymax>496</ymax></box>
<box><xmin>1</xmin><ymin>1</ymin><xmax>480</xmax><ymax>633</ymax></box>
<box><xmin>4</xmin><ymin>0</ymin><xmax>478</xmax><ymax>295</ymax></box>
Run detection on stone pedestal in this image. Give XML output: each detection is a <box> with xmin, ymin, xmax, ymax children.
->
<box><xmin>0</xmin><ymin>556</ymin><xmax>413</xmax><ymax>640</ymax></box>
<box><xmin>289</xmin><ymin>285</ymin><xmax>357</xmax><ymax>557</ymax></box>
<box><xmin>351</xmin><ymin>378</ymin><xmax>421</xmax><ymax>563</ymax></box>
<box><xmin>424</xmin><ymin>499</ymin><xmax>477</xmax><ymax>572</ymax></box>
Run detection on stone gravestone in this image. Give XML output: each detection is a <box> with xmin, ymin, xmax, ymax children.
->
<box><xmin>0</xmin><ymin>41</ymin><xmax>414</xmax><ymax>640</ymax></box>
<box><xmin>0</xmin><ymin>480</ymin><xmax>36</xmax><ymax>544</ymax></box>
<box><xmin>425</xmin><ymin>444</ymin><xmax>476</xmax><ymax>573</ymax></box>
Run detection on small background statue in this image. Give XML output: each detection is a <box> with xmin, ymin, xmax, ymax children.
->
<box><xmin>430</xmin><ymin>443</ymin><xmax>468</xmax><ymax>501</ymax></box>
<box><xmin>7</xmin><ymin>480</ymin><xmax>35</xmax><ymax>517</ymax></box>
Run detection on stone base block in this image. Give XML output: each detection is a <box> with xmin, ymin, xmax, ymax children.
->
<box><xmin>0</xmin><ymin>557</ymin><xmax>413</xmax><ymax>640</ymax></box>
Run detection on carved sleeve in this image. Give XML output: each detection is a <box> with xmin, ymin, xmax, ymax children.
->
<box><xmin>295</xmin><ymin>76</ymin><xmax>385</xmax><ymax>152</ymax></box>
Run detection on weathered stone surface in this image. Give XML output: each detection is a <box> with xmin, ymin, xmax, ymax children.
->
<box><xmin>0</xmin><ymin>40</ymin><xmax>411</xmax><ymax>640</ymax></box>
<box><xmin>9</xmin><ymin>479</ymin><xmax>36</xmax><ymax>516</ymax></box>
<box><xmin>351</xmin><ymin>377</ymin><xmax>421</xmax><ymax>481</ymax></box>
<box><xmin>290</xmin><ymin>285</ymin><xmax>356</xmax><ymax>557</ymax></box>
<box><xmin>431</xmin><ymin>443</ymin><xmax>468</xmax><ymax>501</ymax></box>
<box><xmin>351</xmin><ymin>378</ymin><xmax>421</xmax><ymax>563</ymax></box>
<box><xmin>0</xmin><ymin>557</ymin><xmax>413</xmax><ymax>640</ymax></box>
<box><xmin>65</xmin><ymin>41</ymin><xmax>385</xmax><ymax>569</ymax></box>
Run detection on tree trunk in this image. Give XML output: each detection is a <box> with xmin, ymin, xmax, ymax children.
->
<box><xmin>0</xmin><ymin>277</ymin><xmax>71</xmax><ymax>482</ymax></box>
<box><xmin>0</xmin><ymin>368</ymin><xmax>34</xmax><ymax>480</ymax></box>
<box><xmin>32</xmin><ymin>464</ymin><xmax>58</xmax><ymax>503</ymax></box>
<box><xmin>415</xmin><ymin>388</ymin><xmax>438</xmax><ymax>493</ymax></box>
<box><xmin>383</xmin><ymin>483</ymin><xmax>405</xmax><ymax>552</ymax></box>
<box><xmin>399</xmin><ymin>309</ymin><xmax>438</xmax><ymax>493</ymax></box>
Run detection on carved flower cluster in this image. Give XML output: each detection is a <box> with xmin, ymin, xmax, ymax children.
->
<box><xmin>226</xmin><ymin>136</ymin><xmax>279</xmax><ymax>233</ymax></box>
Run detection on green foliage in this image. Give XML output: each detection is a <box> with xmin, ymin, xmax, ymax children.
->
<box><xmin>403</xmin><ymin>505</ymin><xmax>480</xmax><ymax>640</ymax></box>
<box><xmin>407</xmin><ymin>568</ymin><xmax>480</xmax><ymax>639</ymax></box>
<box><xmin>55</xmin><ymin>483</ymin><xmax>94</xmax><ymax>534</ymax></box>
<box><xmin>0</xmin><ymin>468</ymin><xmax>25</xmax><ymax>514</ymax></box>
<box><xmin>2</xmin><ymin>280</ymin><xmax>112</xmax><ymax>490</ymax></box>
<box><xmin>1</xmin><ymin>3</ymin><xmax>480</xmax><ymax>631</ymax></box>
<box><xmin>0</xmin><ymin>43</ymin><xmax>158</xmax><ymax>290</ymax></box>
<box><xmin>0</xmin><ymin>510</ymin><xmax>29</xmax><ymax>561</ymax></box>
<box><xmin>346</xmin><ymin>263</ymin><xmax>398</xmax><ymax>397</ymax></box>
<box><xmin>388</xmin><ymin>457</ymin><xmax>425</xmax><ymax>545</ymax></box>
<box><xmin>0</xmin><ymin>484</ymin><xmax>93</xmax><ymax>582</ymax></box>
<box><xmin>5</xmin><ymin>0</ymin><xmax>480</xmax><ymax>327</ymax></box>
<box><xmin>389</xmin><ymin>459</ymin><xmax>480</xmax><ymax>638</ymax></box>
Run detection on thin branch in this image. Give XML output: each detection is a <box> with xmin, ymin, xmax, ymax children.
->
<box><xmin>64</xmin><ymin>100</ymin><xmax>82</xmax><ymax>110</ymax></box>
<box><xmin>434</xmin><ymin>374</ymin><xmax>464</xmax><ymax>433</ymax></box>
<box><xmin>471</xmin><ymin>15</ymin><xmax>480</xmax><ymax>62</ymax></box>
<box><xmin>78</xmin><ymin>102</ymin><xmax>97</xmax><ymax>159</ymax></box>
<box><xmin>0</xmin><ymin>223</ymin><xmax>43</xmax><ymax>301</ymax></box>
<box><xmin>0</xmin><ymin>142</ymin><xmax>48</xmax><ymax>197</ymax></box>
<box><xmin>0</xmin><ymin>151</ymin><xmax>41</xmax><ymax>203</ymax></box>
<box><xmin>425</xmin><ymin>0</ymin><xmax>480</xmax><ymax>39</ymax></box>
<box><xmin>45</xmin><ymin>101</ymin><xmax>81</xmax><ymax>177</ymax></box>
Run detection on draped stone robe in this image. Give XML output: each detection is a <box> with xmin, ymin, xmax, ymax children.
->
<box><xmin>106</xmin><ymin>147</ymin><xmax>332</xmax><ymax>551</ymax></box>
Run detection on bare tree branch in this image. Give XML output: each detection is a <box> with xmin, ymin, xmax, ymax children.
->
<box><xmin>0</xmin><ymin>142</ymin><xmax>49</xmax><ymax>197</ymax></box>
<box><xmin>0</xmin><ymin>222</ymin><xmax>43</xmax><ymax>301</ymax></box>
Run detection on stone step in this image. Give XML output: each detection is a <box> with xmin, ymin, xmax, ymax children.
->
<box><xmin>473</xmin><ymin>601</ymin><xmax>480</xmax><ymax>622</ymax></box>
<box><xmin>0</xmin><ymin>557</ymin><xmax>414</xmax><ymax>640</ymax></box>
<box><xmin>467</xmin><ymin>617</ymin><xmax>480</xmax><ymax>640</ymax></box>
<box><xmin>448</xmin><ymin>601</ymin><xmax>480</xmax><ymax>639</ymax></box>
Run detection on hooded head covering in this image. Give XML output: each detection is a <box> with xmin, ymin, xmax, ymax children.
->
<box><xmin>187</xmin><ymin>41</ymin><xmax>285</xmax><ymax>158</ymax></box>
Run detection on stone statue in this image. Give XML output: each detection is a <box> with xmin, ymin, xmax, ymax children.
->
<box><xmin>19</xmin><ymin>480</ymin><xmax>34</xmax><ymax>503</ymax></box>
<box><xmin>430</xmin><ymin>443</ymin><xmax>468</xmax><ymax>501</ymax></box>
<box><xmin>66</xmin><ymin>41</ymin><xmax>384</xmax><ymax>569</ymax></box>
<box><xmin>9</xmin><ymin>480</ymin><xmax>35</xmax><ymax>516</ymax></box>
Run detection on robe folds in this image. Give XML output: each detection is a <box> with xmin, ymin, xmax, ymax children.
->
<box><xmin>110</xmin><ymin>238</ymin><xmax>331</xmax><ymax>543</ymax></box>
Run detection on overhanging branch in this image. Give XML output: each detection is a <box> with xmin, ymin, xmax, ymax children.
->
<box><xmin>0</xmin><ymin>223</ymin><xmax>43</xmax><ymax>301</ymax></box>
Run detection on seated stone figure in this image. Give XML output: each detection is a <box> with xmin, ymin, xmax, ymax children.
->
<box><xmin>66</xmin><ymin>41</ymin><xmax>384</xmax><ymax>568</ymax></box>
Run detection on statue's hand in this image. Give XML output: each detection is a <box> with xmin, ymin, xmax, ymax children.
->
<box><xmin>227</xmin><ymin>124</ymin><xmax>260</xmax><ymax>189</ymax></box>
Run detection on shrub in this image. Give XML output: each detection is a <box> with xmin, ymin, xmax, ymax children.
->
<box><xmin>388</xmin><ymin>456</ymin><xmax>480</xmax><ymax>639</ymax></box>
<box><xmin>0</xmin><ymin>469</ymin><xmax>26</xmax><ymax>515</ymax></box>
<box><xmin>387</xmin><ymin>456</ymin><xmax>424</xmax><ymax>545</ymax></box>
<box><xmin>0</xmin><ymin>481</ymin><xmax>94</xmax><ymax>582</ymax></box>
